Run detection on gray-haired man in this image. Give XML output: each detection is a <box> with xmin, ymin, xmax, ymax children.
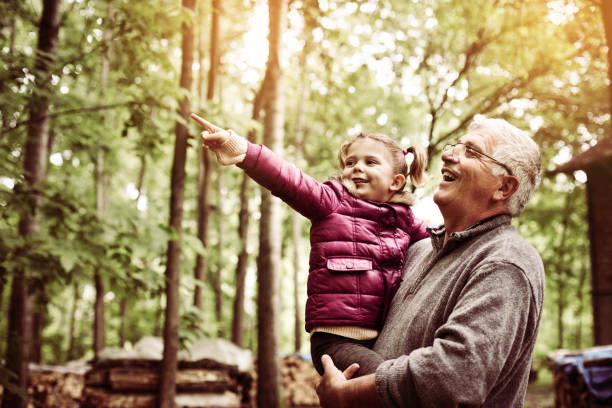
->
<box><xmin>316</xmin><ymin>117</ymin><xmax>544</xmax><ymax>408</ymax></box>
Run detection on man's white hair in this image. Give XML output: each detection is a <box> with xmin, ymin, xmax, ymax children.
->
<box><xmin>468</xmin><ymin>117</ymin><xmax>542</xmax><ymax>216</ymax></box>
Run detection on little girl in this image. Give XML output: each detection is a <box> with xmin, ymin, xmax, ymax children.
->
<box><xmin>191</xmin><ymin>113</ymin><xmax>429</xmax><ymax>376</ymax></box>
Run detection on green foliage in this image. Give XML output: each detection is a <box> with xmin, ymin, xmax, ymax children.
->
<box><xmin>0</xmin><ymin>0</ymin><xmax>609</xmax><ymax>365</ymax></box>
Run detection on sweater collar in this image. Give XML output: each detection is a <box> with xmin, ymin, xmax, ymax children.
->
<box><xmin>428</xmin><ymin>214</ymin><xmax>512</xmax><ymax>253</ymax></box>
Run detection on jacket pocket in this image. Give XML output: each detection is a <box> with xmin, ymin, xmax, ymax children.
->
<box><xmin>326</xmin><ymin>257</ymin><xmax>373</xmax><ymax>272</ymax></box>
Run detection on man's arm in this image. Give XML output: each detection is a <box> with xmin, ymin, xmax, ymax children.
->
<box><xmin>316</xmin><ymin>355</ymin><xmax>382</xmax><ymax>408</ymax></box>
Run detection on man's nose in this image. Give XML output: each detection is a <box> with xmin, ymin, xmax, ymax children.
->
<box><xmin>441</xmin><ymin>148</ymin><xmax>459</xmax><ymax>164</ymax></box>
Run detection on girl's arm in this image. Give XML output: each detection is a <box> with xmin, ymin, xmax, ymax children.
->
<box><xmin>191</xmin><ymin>113</ymin><xmax>341</xmax><ymax>220</ymax></box>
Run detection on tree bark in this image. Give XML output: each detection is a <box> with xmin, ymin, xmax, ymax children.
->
<box><xmin>291</xmin><ymin>16</ymin><xmax>313</xmax><ymax>352</ymax></box>
<box><xmin>207</xmin><ymin>0</ymin><xmax>220</xmax><ymax>101</ymax></box>
<box><xmin>194</xmin><ymin>148</ymin><xmax>211</xmax><ymax>311</ymax></box>
<box><xmin>214</xmin><ymin>168</ymin><xmax>224</xmax><ymax>334</ymax></box>
<box><xmin>575</xmin><ymin>261</ymin><xmax>587</xmax><ymax>349</ymax></box>
<box><xmin>230</xmin><ymin>85</ymin><xmax>265</xmax><ymax>347</ymax></box>
<box><xmin>292</xmin><ymin>89</ymin><xmax>308</xmax><ymax>354</ymax></box>
<box><xmin>2</xmin><ymin>1</ymin><xmax>61</xmax><ymax>406</ymax></box>
<box><xmin>230</xmin><ymin>171</ymin><xmax>250</xmax><ymax>347</ymax></box>
<box><xmin>66</xmin><ymin>281</ymin><xmax>79</xmax><ymax>361</ymax></box>
<box><xmin>30</xmin><ymin>296</ymin><xmax>45</xmax><ymax>364</ymax></box>
<box><xmin>93</xmin><ymin>269</ymin><xmax>106</xmax><ymax>356</ymax></box>
<box><xmin>193</xmin><ymin>0</ymin><xmax>218</xmax><ymax>312</ymax></box>
<box><xmin>119</xmin><ymin>297</ymin><xmax>128</xmax><ymax>348</ymax></box>
<box><xmin>256</xmin><ymin>1</ymin><xmax>286</xmax><ymax>407</ymax></box>
<box><xmin>93</xmin><ymin>2</ymin><xmax>114</xmax><ymax>360</ymax></box>
<box><xmin>556</xmin><ymin>194</ymin><xmax>572</xmax><ymax>349</ymax></box>
<box><xmin>158</xmin><ymin>0</ymin><xmax>196</xmax><ymax>406</ymax></box>
<box><xmin>601</xmin><ymin>1</ymin><xmax>612</xmax><ymax>113</ymax></box>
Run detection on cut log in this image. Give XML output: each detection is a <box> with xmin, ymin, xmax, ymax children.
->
<box><xmin>106</xmin><ymin>367</ymin><xmax>234</xmax><ymax>393</ymax></box>
<box><xmin>82</xmin><ymin>386</ymin><xmax>242</xmax><ymax>408</ymax></box>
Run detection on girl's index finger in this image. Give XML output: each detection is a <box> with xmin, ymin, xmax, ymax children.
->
<box><xmin>190</xmin><ymin>113</ymin><xmax>222</xmax><ymax>132</ymax></box>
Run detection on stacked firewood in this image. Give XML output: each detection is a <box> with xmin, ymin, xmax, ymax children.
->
<box><xmin>82</xmin><ymin>358</ymin><xmax>252</xmax><ymax>408</ymax></box>
<box><xmin>548</xmin><ymin>347</ymin><xmax>612</xmax><ymax>408</ymax></box>
<box><xmin>280</xmin><ymin>355</ymin><xmax>320</xmax><ymax>408</ymax></box>
<box><xmin>27</xmin><ymin>362</ymin><xmax>89</xmax><ymax>408</ymax></box>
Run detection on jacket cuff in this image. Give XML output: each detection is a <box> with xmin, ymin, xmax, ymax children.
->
<box><xmin>237</xmin><ymin>141</ymin><xmax>262</xmax><ymax>170</ymax></box>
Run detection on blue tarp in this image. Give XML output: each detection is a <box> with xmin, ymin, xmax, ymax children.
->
<box><xmin>555</xmin><ymin>346</ymin><xmax>612</xmax><ymax>401</ymax></box>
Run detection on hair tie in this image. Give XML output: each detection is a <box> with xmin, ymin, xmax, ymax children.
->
<box><xmin>402</xmin><ymin>147</ymin><xmax>411</xmax><ymax>155</ymax></box>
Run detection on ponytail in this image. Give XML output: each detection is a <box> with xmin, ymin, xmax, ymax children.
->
<box><xmin>405</xmin><ymin>146</ymin><xmax>427</xmax><ymax>188</ymax></box>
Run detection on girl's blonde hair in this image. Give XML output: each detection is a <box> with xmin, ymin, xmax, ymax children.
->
<box><xmin>337</xmin><ymin>132</ymin><xmax>427</xmax><ymax>193</ymax></box>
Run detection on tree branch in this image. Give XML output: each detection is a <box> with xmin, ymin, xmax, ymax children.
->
<box><xmin>1</xmin><ymin>102</ymin><xmax>136</xmax><ymax>137</ymax></box>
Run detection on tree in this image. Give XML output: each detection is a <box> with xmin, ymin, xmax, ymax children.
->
<box><xmin>193</xmin><ymin>0</ymin><xmax>217</xmax><ymax>315</ymax></box>
<box><xmin>158</xmin><ymin>0</ymin><xmax>196</xmax><ymax>406</ymax></box>
<box><xmin>256</xmin><ymin>0</ymin><xmax>286</xmax><ymax>407</ymax></box>
<box><xmin>92</xmin><ymin>1</ymin><xmax>115</xmax><ymax>360</ymax></box>
<box><xmin>2</xmin><ymin>0</ymin><xmax>62</xmax><ymax>406</ymax></box>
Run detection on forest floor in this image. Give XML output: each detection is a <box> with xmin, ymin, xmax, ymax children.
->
<box><xmin>13</xmin><ymin>356</ymin><xmax>558</xmax><ymax>407</ymax></box>
<box><xmin>524</xmin><ymin>380</ymin><xmax>555</xmax><ymax>408</ymax></box>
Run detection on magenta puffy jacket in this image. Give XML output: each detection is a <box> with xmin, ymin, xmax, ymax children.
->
<box><xmin>238</xmin><ymin>143</ymin><xmax>429</xmax><ymax>332</ymax></box>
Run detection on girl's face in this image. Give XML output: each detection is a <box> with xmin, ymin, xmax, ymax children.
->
<box><xmin>341</xmin><ymin>137</ymin><xmax>404</xmax><ymax>202</ymax></box>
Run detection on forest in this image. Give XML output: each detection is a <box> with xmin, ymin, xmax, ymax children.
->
<box><xmin>0</xmin><ymin>0</ymin><xmax>609</xmax><ymax>407</ymax></box>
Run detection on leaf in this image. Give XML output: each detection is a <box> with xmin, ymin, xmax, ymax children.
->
<box><xmin>59</xmin><ymin>250</ymin><xmax>78</xmax><ymax>272</ymax></box>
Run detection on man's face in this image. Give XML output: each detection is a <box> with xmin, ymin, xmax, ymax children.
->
<box><xmin>433</xmin><ymin>129</ymin><xmax>504</xmax><ymax>218</ymax></box>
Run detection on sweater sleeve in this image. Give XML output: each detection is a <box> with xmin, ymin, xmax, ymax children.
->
<box><xmin>374</xmin><ymin>262</ymin><xmax>535</xmax><ymax>407</ymax></box>
<box><xmin>237</xmin><ymin>142</ymin><xmax>341</xmax><ymax>220</ymax></box>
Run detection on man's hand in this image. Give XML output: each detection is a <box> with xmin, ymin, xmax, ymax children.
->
<box><xmin>190</xmin><ymin>113</ymin><xmax>247</xmax><ymax>165</ymax></box>
<box><xmin>316</xmin><ymin>354</ymin><xmax>360</xmax><ymax>408</ymax></box>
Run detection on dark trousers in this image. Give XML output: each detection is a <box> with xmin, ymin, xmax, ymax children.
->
<box><xmin>310</xmin><ymin>332</ymin><xmax>385</xmax><ymax>377</ymax></box>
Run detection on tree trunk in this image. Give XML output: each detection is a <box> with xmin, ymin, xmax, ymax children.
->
<box><xmin>2</xmin><ymin>1</ymin><xmax>61</xmax><ymax>406</ymax></box>
<box><xmin>119</xmin><ymin>297</ymin><xmax>128</xmax><ymax>348</ymax></box>
<box><xmin>601</xmin><ymin>1</ymin><xmax>612</xmax><ymax>112</ymax></box>
<box><xmin>230</xmin><ymin>85</ymin><xmax>266</xmax><ymax>347</ymax></box>
<box><xmin>556</xmin><ymin>194</ymin><xmax>572</xmax><ymax>349</ymax></box>
<box><xmin>194</xmin><ymin>149</ymin><xmax>211</xmax><ymax>311</ymax></box>
<box><xmin>575</xmin><ymin>261</ymin><xmax>587</xmax><ymax>349</ymax></box>
<box><xmin>66</xmin><ymin>281</ymin><xmax>79</xmax><ymax>361</ymax></box>
<box><xmin>93</xmin><ymin>3</ymin><xmax>114</xmax><ymax>360</ymax></box>
<box><xmin>193</xmin><ymin>0</ymin><xmax>218</xmax><ymax>312</ymax></box>
<box><xmin>158</xmin><ymin>0</ymin><xmax>196</xmax><ymax>406</ymax></box>
<box><xmin>0</xmin><ymin>275</ymin><xmax>7</xmax><ymax>330</ymax></box>
<box><xmin>207</xmin><ymin>0</ymin><xmax>220</xmax><ymax>101</ymax></box>
<box><xmin>598</xmin><ymin>0</ymin><xmax>612</xmax><ymax>348</ymax></box>
<box><xmin>93</xmin><ymin>269</ymin><xmax>106</xmax><ymax>356</ymax></box>
<box><xmin>230</xmin><ymin>171</ymin><xmax>250</xmax><ymax>347</ymax></box>
<box><xmin>30</xmin><ymin>297</ymin><xmax>45</xmax><ymax>364</ymax></box>
<box><xmin>291</xmin><ymin>25</ymin><xmax>311</xmax><ymax>352</ymax></box>
<box><xmin>214</xmin><ymin>168</ymin><xmax>224</xmax><ymax>335</ymax></box>
<box><xmin>256</xmin><ymin>1</ymin><xmax>286</xmax><ymax>407</ymax></box>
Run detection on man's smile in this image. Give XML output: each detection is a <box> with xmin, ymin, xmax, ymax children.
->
<box><xmin>441</xmin><ymin>167</ymin><xmax>458</xmax><ymax>182</ymax></box>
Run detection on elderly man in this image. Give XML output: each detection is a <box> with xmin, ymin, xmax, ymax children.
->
<box><xmin>316</xmin><ymin>117</ymin><xmax>544</xmax><ymax>408</ymax></box>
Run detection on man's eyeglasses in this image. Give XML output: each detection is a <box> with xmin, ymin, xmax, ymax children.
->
<box><xmin>443</xmin><ymin>143</ymin><xmax>513</xmax><ymax>176</ymax></box>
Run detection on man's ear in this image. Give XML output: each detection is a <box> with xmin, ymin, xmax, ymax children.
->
<box><xmin>390</xmin><ymin>174</ymin><xmax>407</xmax><ymax>193</ymax></box>
<box><xmin>493</xmin><ymin>175</ymin><xmax>519</xmax><ymax>201</ymax></box>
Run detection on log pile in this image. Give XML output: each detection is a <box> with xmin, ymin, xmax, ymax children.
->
<box><xmin>81</xmin><ymin>337</ymin><xmax>253</xmax><ymax>408</ymax></box>
<box><xmin>548</xmin><ymin>347</ymin><xmax>612</xmax><ymax>408</ymax></box>
<box><xmin>82</xmin><ymin>358</ymin><xmax>252</xmax><ymax>408</ymax></box>
<box><xmin>28</xmin><ymin>363</ymin><xmax>88</xmax><ymax>408</ymax></box>
<box><xmin>3</xmin><ymin>344</ymin><xmax>324</xmax><ymax>408</ymax></box>
<box><xmin>280</xmin><ymin>355</ymin><xmax>320</xmax><ymax>408</ymax></box>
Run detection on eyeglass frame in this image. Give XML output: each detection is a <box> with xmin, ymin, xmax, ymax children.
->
<box><xmin>442</xmin><ymin>142</ymin><xmax>513</xmax><ymax>176</ymax></box>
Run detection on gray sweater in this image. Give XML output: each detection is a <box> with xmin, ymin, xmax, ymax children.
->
<box><xmin>373</xmin><ymin>215</ymin><xmax>545</xmax><ymax>407</ymax></box>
